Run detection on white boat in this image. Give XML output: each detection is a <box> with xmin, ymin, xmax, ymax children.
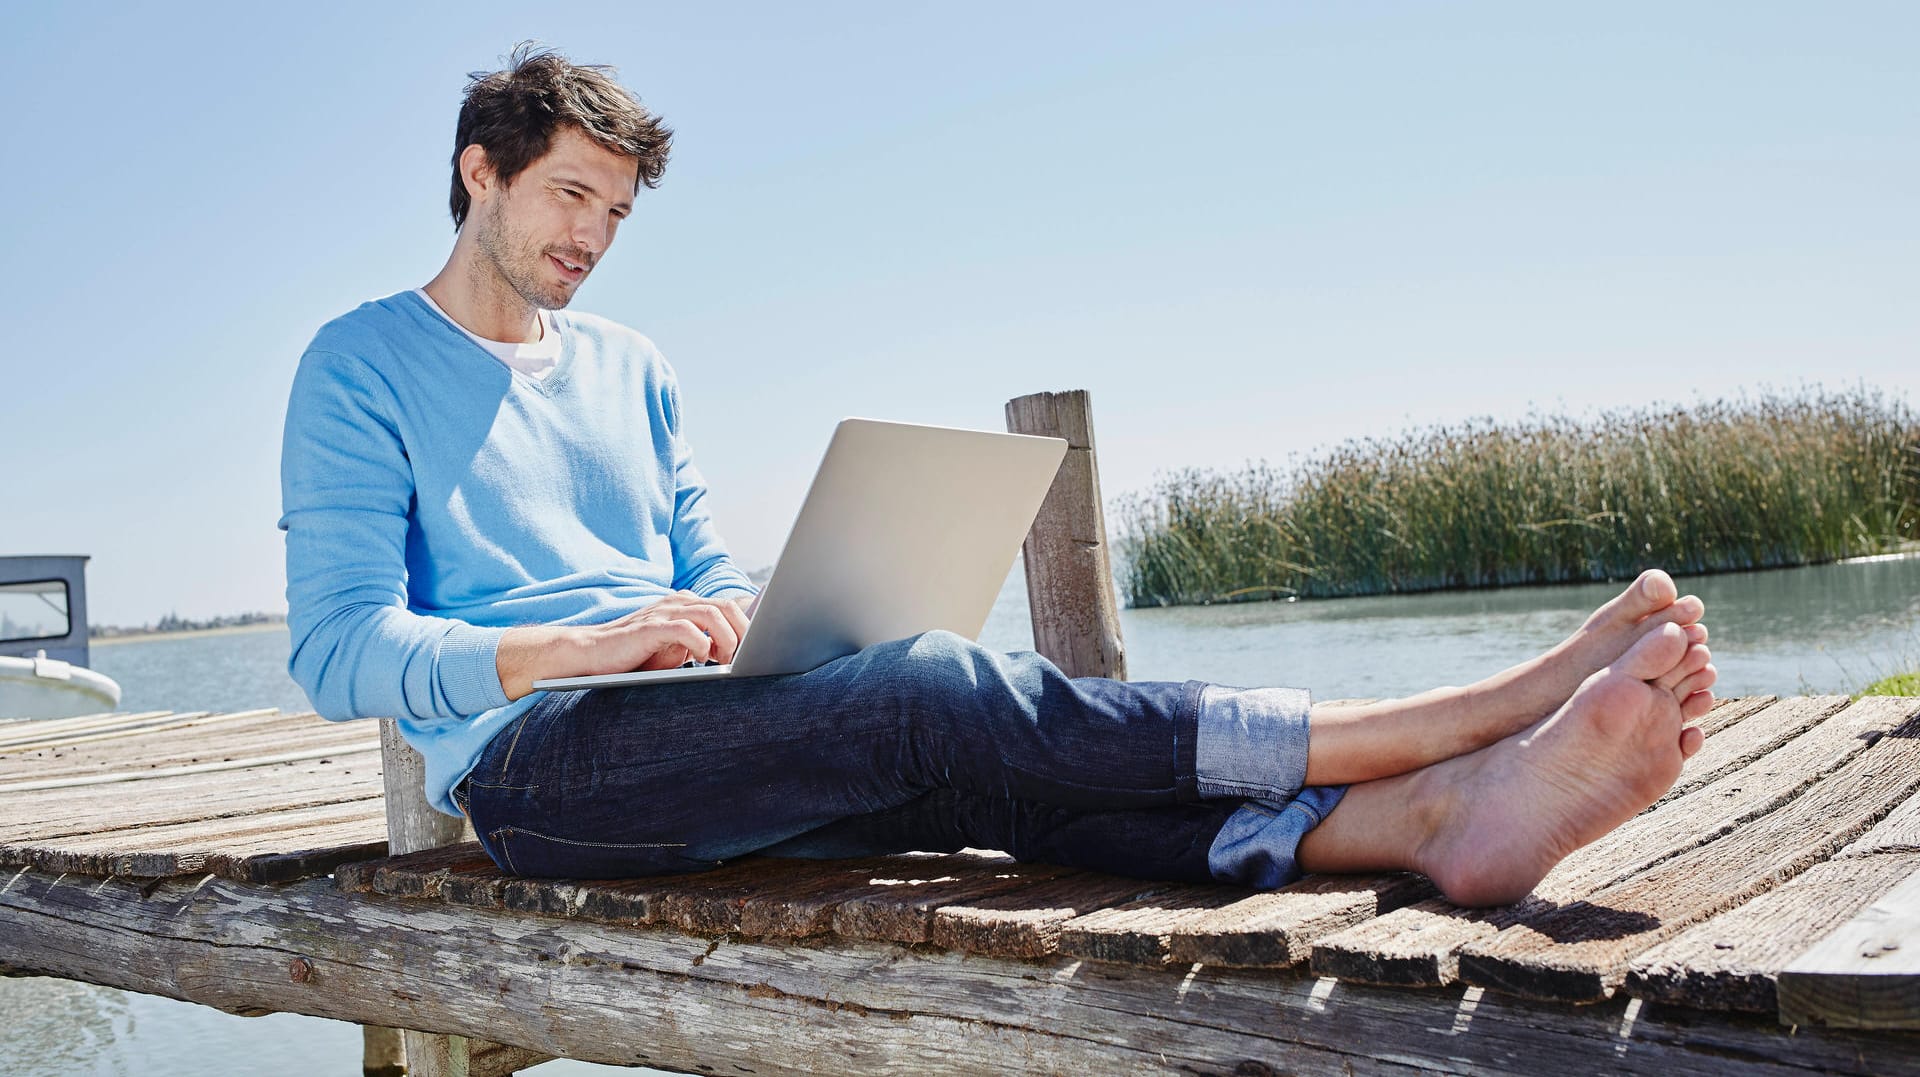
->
<box><xmin>0</xmin><ymin>555</ymin><xmax>122</xmax><ymax>718</ymax></box>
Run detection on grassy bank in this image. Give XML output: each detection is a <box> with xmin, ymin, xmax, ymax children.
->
<box><xmin>1859</xmin><ymin>671</ymin><xmax>1920</xmax><ymax>698</ymax></box>
<box><xmin>1118</xmin><ymin>388</ymin><xmax>1920</xmax><ymax>606</ymax></box>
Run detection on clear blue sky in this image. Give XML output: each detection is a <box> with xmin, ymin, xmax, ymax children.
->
<box><xmin>4</xmin><ymin>2</ymin><xmax>1916</xmax><ymax>626</ymax></box>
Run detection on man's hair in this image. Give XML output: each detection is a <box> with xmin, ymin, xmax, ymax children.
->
<box><xmin>449</xmin><ymin>43</ymin><xmax>673</xmax><ymax>229</ymax></box>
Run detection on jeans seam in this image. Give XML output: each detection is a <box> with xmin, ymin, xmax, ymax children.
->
<box><xmin>495</xmin><ymin>825</ymin><xmax>689</xmax><ymax>851</ymax></box>
<box><xmin>1199</xmin><ymin>778</ymin><xmax>1288</xmax><ymax>801</ymax></box>
<box><xmin>498</xmin><ymin>709</ymin><xmax>538</xmax><ymax>778</ymax></box>
<box><xmin>1175</xmin><ymin>680</ymin><xmax>1205</xmax><ymax>800</ymax></box>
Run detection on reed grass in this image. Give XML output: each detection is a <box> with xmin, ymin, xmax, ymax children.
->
<box><xmin>1117</xmin><ymin>388</ymin><xmax>1920</xmax><ymax>606</ymax></box>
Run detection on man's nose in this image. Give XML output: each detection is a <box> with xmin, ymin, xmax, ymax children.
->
<box><xmin>573</xmin><ymin>210</ymin><xmax>609</xmax><ymax>257</ymax></box>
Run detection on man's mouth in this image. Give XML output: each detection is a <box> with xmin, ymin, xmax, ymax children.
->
<box><xmin>549</xmin><ymin>254</ymin><xmax>589</xmax><ymax>282</ymax></box>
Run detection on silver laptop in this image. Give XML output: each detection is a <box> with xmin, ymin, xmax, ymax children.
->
<box><xmin>531</xmin><ymin>418</ymin><xmax>1067</xmax><ymax>690</ymax></box>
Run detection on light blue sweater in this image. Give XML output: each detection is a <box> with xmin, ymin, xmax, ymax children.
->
<box><xmin>279</xmin><ymin>291</ymin><xmax>757</xmax><ymax>815</ymax></box>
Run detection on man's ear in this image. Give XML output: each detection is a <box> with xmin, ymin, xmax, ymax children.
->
<box><xmin>459</xmin><ymin>143</ymin><xmax>496</xmax><ymax>205</ymax></box>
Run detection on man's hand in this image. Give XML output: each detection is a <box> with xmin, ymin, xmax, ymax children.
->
<box><xmin>495</xmin><ymin>591</ymin><xmax>755</xmax><ymax>701</ymax></box>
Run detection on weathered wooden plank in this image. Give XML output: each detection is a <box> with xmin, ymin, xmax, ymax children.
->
<box><xmin>0</xmin><ymin>741</ymin><xmax>379</xmax><ymax>792</ymax></box>
<box><xmin>0</xmin><ymin>708</ymin><xmax>299</xmax><ymax>756</ymax></box>
<box><xmin>1454</xmin><ymin>707</ymin><xmax>1920</xmax><ymax>1003</ymax></box>
<box><xmin>0</xmin><ymin>709</ymin><xmax>197</xmax><ymax>750</ymax></box>
<box><xmin>343</xmin><ymin>843</ymin><xmax>953</xmax><ymax>933</ymax></box>
<box><xmin>646</xmin><ymin>856</ymin><xmax>883</xmax><ymax>936</ymax></box>
<box><xmin>1655</xmin><ymin>694</ymin><xmax>1845</xmax><ymax>803</ymax></box>
<box><xmin>0</xmin><ymin>710</ymin><xmax>322</xmax><ymax>766</ymax></box>
<box><xmin>365</xmin><ymin>844</ymin><xmax>502</xmax><ymax>899</ymax></box>
<box><xmin>0</xmin><ymin>753</ymin><xmax>385</xmax><ymax>842</ymax></box>
<box><xmin>0</xmin><ymin>795</ymin><xmax>389</xmax><ymax>879</ymax></box>
<box><xmin>737</xmin><ymin>855</ymin><xmax>984</xmax><ymax>939</ymax></box>
<box><xmin>336</xmin><ymin>844</ymin><xmax>1109</xmax><ymax>953</ymax></box>
<box><xmin>828</xmin><ymin>852</ymin><xmax>1072</xmax><ymax>944</ymax></box>
<box><xmin>1691</xmin><ymin>693</ymin><xmax>1777</xmax><ymax>739</ymax></box>
<box><xmin>434</xmin><ymin>850</ymin><xmax>1073</xmax><ymax>942</ymax></box>
<box><xmin>229</xmin><ymin>835</ymin><xmax>391</xmax><ymax>885</ymax></box>
<box><xmin>2</xmin><ymin>719</ymin><xmax>375</xmax><ymax>783</ymax></box>
<box><xmin>1777</xmin><ymin>864</ymin><xmax>1920</xmax><ymax>1030</ymax></box>
<box><xmin>440</xmin><ymin>861</ymin><xmax>514</xmax><ymax>909</ymax></box>
<box><xmin>1836</xmin><ymin>783</ymin><xmax>1920</xmax><ymax>859</ymax></box>
<box><xmin>930</xmin><ymin>872</ymin><xmax>1167</xmax><ymax>958</ymax></box>
<box><xmin>6</xmin><ymin>718</ymin><xmax>370</xmax><ymax>775</ymax></box>
<box><xmin>0</xmin><ymin>709</ymin><xmax>194</xmax><ymax>747</ymax></box>
<box><xmin>16</xmin><ymin>792</ymin><xmax>385</xmax><ymax>858</ymax></box>
<box><xmin>1</xmin><ymin>867</ymin><xmax>1914</xmax><ymax>1077</ymax></box>
<box><xmin>1171</xmin><ymin>872</ymin><xmax>1437</xmax><ymax>968</ymax></box>
<box><xmin>1006</xmin><ymin>390</ymin><xmax>1127</xmax><ymax>680</ymax></box>
<box><xmin>1312</xmin><ymin>695</ymin><xmax>1916</xmax><ymax>988</ymax></box>
<box><xmin>1056</xmin><ymin>883</ymin><xmax>1248</xmax><ymax>966</ymax></box>
<box><xmin>1626</xmin><ymin>853</ymin><xmax>1920</xmax><ymax>1013</ymax></box>
<box><xmin>1057</xmin><ymin>873</ymin><xmax>1434</xmax><ymax>969</ymax></box>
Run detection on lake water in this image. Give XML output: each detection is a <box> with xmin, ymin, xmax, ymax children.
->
<box><xmin>5</xmin><ymin>556</ymin><xmax>1918</xmax><ymax>1075</ymax></box>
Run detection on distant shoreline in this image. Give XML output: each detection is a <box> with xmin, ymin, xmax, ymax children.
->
<box><xmin>91</xmin><ymin>622</ymin><xmax>286</xmax><ymax>646</ymax></box>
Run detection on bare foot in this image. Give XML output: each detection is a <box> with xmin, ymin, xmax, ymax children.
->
<box><xmin>1490</xmin><ymin>569</ymin><xmax>1709</xmax><ymax>726</ymax></box>
<box><xmin>1410</xmin><ymin>622</ymin><xmax>1712</xmax><ymax>906</ymax></box>
<box><xmin>1303</xmin><ymin>570</ymin><xmax>1712</xmax><ymax>785</ymax></box>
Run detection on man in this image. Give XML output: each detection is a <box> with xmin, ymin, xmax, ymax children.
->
<box><xmin>282</xmin><ymin>47</ymin><xmax>1717</xmax><ymax>908</ymax></box>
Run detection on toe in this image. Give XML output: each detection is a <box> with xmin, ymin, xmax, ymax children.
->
<box><xmin>1642</xmin><ymin>594</ymin><xmax>1705</xmax><ymax>630</ymax></box>
<box><xmin>1656</xmin><ymin>644</ymin><xmax>1712</xmax><ymax>691</ymax></box>
<box><xmin>1681</xmin><ymin>689</ymin><xmax>1715</xmax><ymax>722</ymax></box>
<box><xmin>1679</xmin><ymin>724</ymin><xmax>1705</xmax><ymax>758</ymax></box>
<box><xmin>1638</xmin><ymin>569</ymin><xmax>1678</xmax><ymax>608</ymax></box>
<box><xmin>1670</xmin><ymin>664</ymin><xmax>1717</xmax><ymax>701</ymax></box>
<box><xmin>1619</xmin><ymin>622</ymin><xmax>1689</xmax><ymax>681</ymax></box>
<box><xmin>1602</xmin><ymin>570</ymin><xmax>1678</xmax><ymax>624</ymax></box>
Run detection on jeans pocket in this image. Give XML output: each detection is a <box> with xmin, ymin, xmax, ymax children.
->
<box><xmin>486</xmin><ymin>825</ymin><xmax>722</xmax><ymax>879</ymax></box>
<box><xmin>479</xmin><ymin>691</ymin><xmax>574</xmax><ymax>784</ymax></box>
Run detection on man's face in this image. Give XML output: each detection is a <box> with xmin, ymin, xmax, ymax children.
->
<box><xmin>470</xmin><ymin>126</ymin><xmax>637</xmax><ymax>311</ymax></box>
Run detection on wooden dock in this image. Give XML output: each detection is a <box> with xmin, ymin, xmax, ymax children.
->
<box><xmin>2</xmin><ymin>695</ymin><xmax>1917</xmax><ymax>1075</ymax></box>
<box><xmin>5</xmin><ymin>396</ymin><xmax>1916</xmax><ymax>1073</ymax></box>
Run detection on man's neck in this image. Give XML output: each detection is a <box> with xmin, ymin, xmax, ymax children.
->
<box><xmin>422</xmin><ymin>240</ymin><xmax>544</xmax><ymax>345</ymax></box>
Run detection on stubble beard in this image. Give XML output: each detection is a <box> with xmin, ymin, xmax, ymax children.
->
<box><xmin>473</xmin><ymin>194</ymin><xmax>579</xmax><ymax>312</ymax></box>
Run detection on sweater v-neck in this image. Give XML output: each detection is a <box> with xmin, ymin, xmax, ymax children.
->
<box><xmin>404</xmin><ymin>290</ymin><xmax>576</xmax><ymax>397</ymax></box>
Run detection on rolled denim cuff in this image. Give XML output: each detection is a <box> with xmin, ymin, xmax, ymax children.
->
<box><xmin>1206</xmin><ymin>785</ymin><xmax>1349</xmax><ymax>889</ymax></box>
<box><xmin>1194</xmin><ymin>685</ymin><xmax>1313</xmax><ymax>801</ymax></box>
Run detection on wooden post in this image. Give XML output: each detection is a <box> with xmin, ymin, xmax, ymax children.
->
<box><xmin>362</xmin><ymin>1026</ymin><xmax>404</xmax><ymax>1077</ymax></box>
<box><xmin>1005</xmin><ymin>390</ymin><xmax>1128</xmax><ymax>680</ymax></box>
<box><xmin>377</xmin><ymin>720</ymin><xmax>542</xmax><ymax>1077</ymax></box>
<box><xmin>379</xmin><ymin>719</ymin><xmax>466</xmax><ymax>855</ymax></box>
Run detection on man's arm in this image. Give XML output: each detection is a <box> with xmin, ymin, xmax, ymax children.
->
<box><xmin>492</xmin><ymin>592</ymin><xmax>752</xmax><ymax>700</ymax></box>
<box><xmin>280</xmin><ymin>350</ymin><xmax>511</xmax><ymax>722</ymax></box>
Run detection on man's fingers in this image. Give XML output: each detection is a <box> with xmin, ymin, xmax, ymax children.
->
<box><xmin>716</xmin><ymin>596</ymin><xmax>751</xmax><ymax>641</ymax></box>
<box><xmin>635</xmin><ymin>620</ymin><xmax>713</xmax><ymax>670</ymax></box>
<box><xmin>648</xmin><ymin>595</ymin><xmax>741</xmax><ymax>662</ymax></box>
<box><xmin>684</xmin><ymin>602</ymin><xmax>741</xmax><ymax>662</ymax></box>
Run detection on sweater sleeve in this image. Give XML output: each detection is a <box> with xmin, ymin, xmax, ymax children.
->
<box><xmin>660</xmin><ymin>373</ymin><xmax>758</xmax><ymax>599</ymax></box>
<box><xmin>279</xmin><ymin>351</ymin><xmax>512</xmax><ymax>723</ymax></box>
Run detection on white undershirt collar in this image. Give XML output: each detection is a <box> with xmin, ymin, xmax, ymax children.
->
<box><xmin>413</xmin><ymin>288</ymin><xmax>561</xmax><ymax>380</ymax></box>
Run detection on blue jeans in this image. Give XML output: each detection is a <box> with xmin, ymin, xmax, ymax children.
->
<box><xmin>454</xmin><ymin>631</ymin><xmax>1347</xmax><ymax>889</ymax></box>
